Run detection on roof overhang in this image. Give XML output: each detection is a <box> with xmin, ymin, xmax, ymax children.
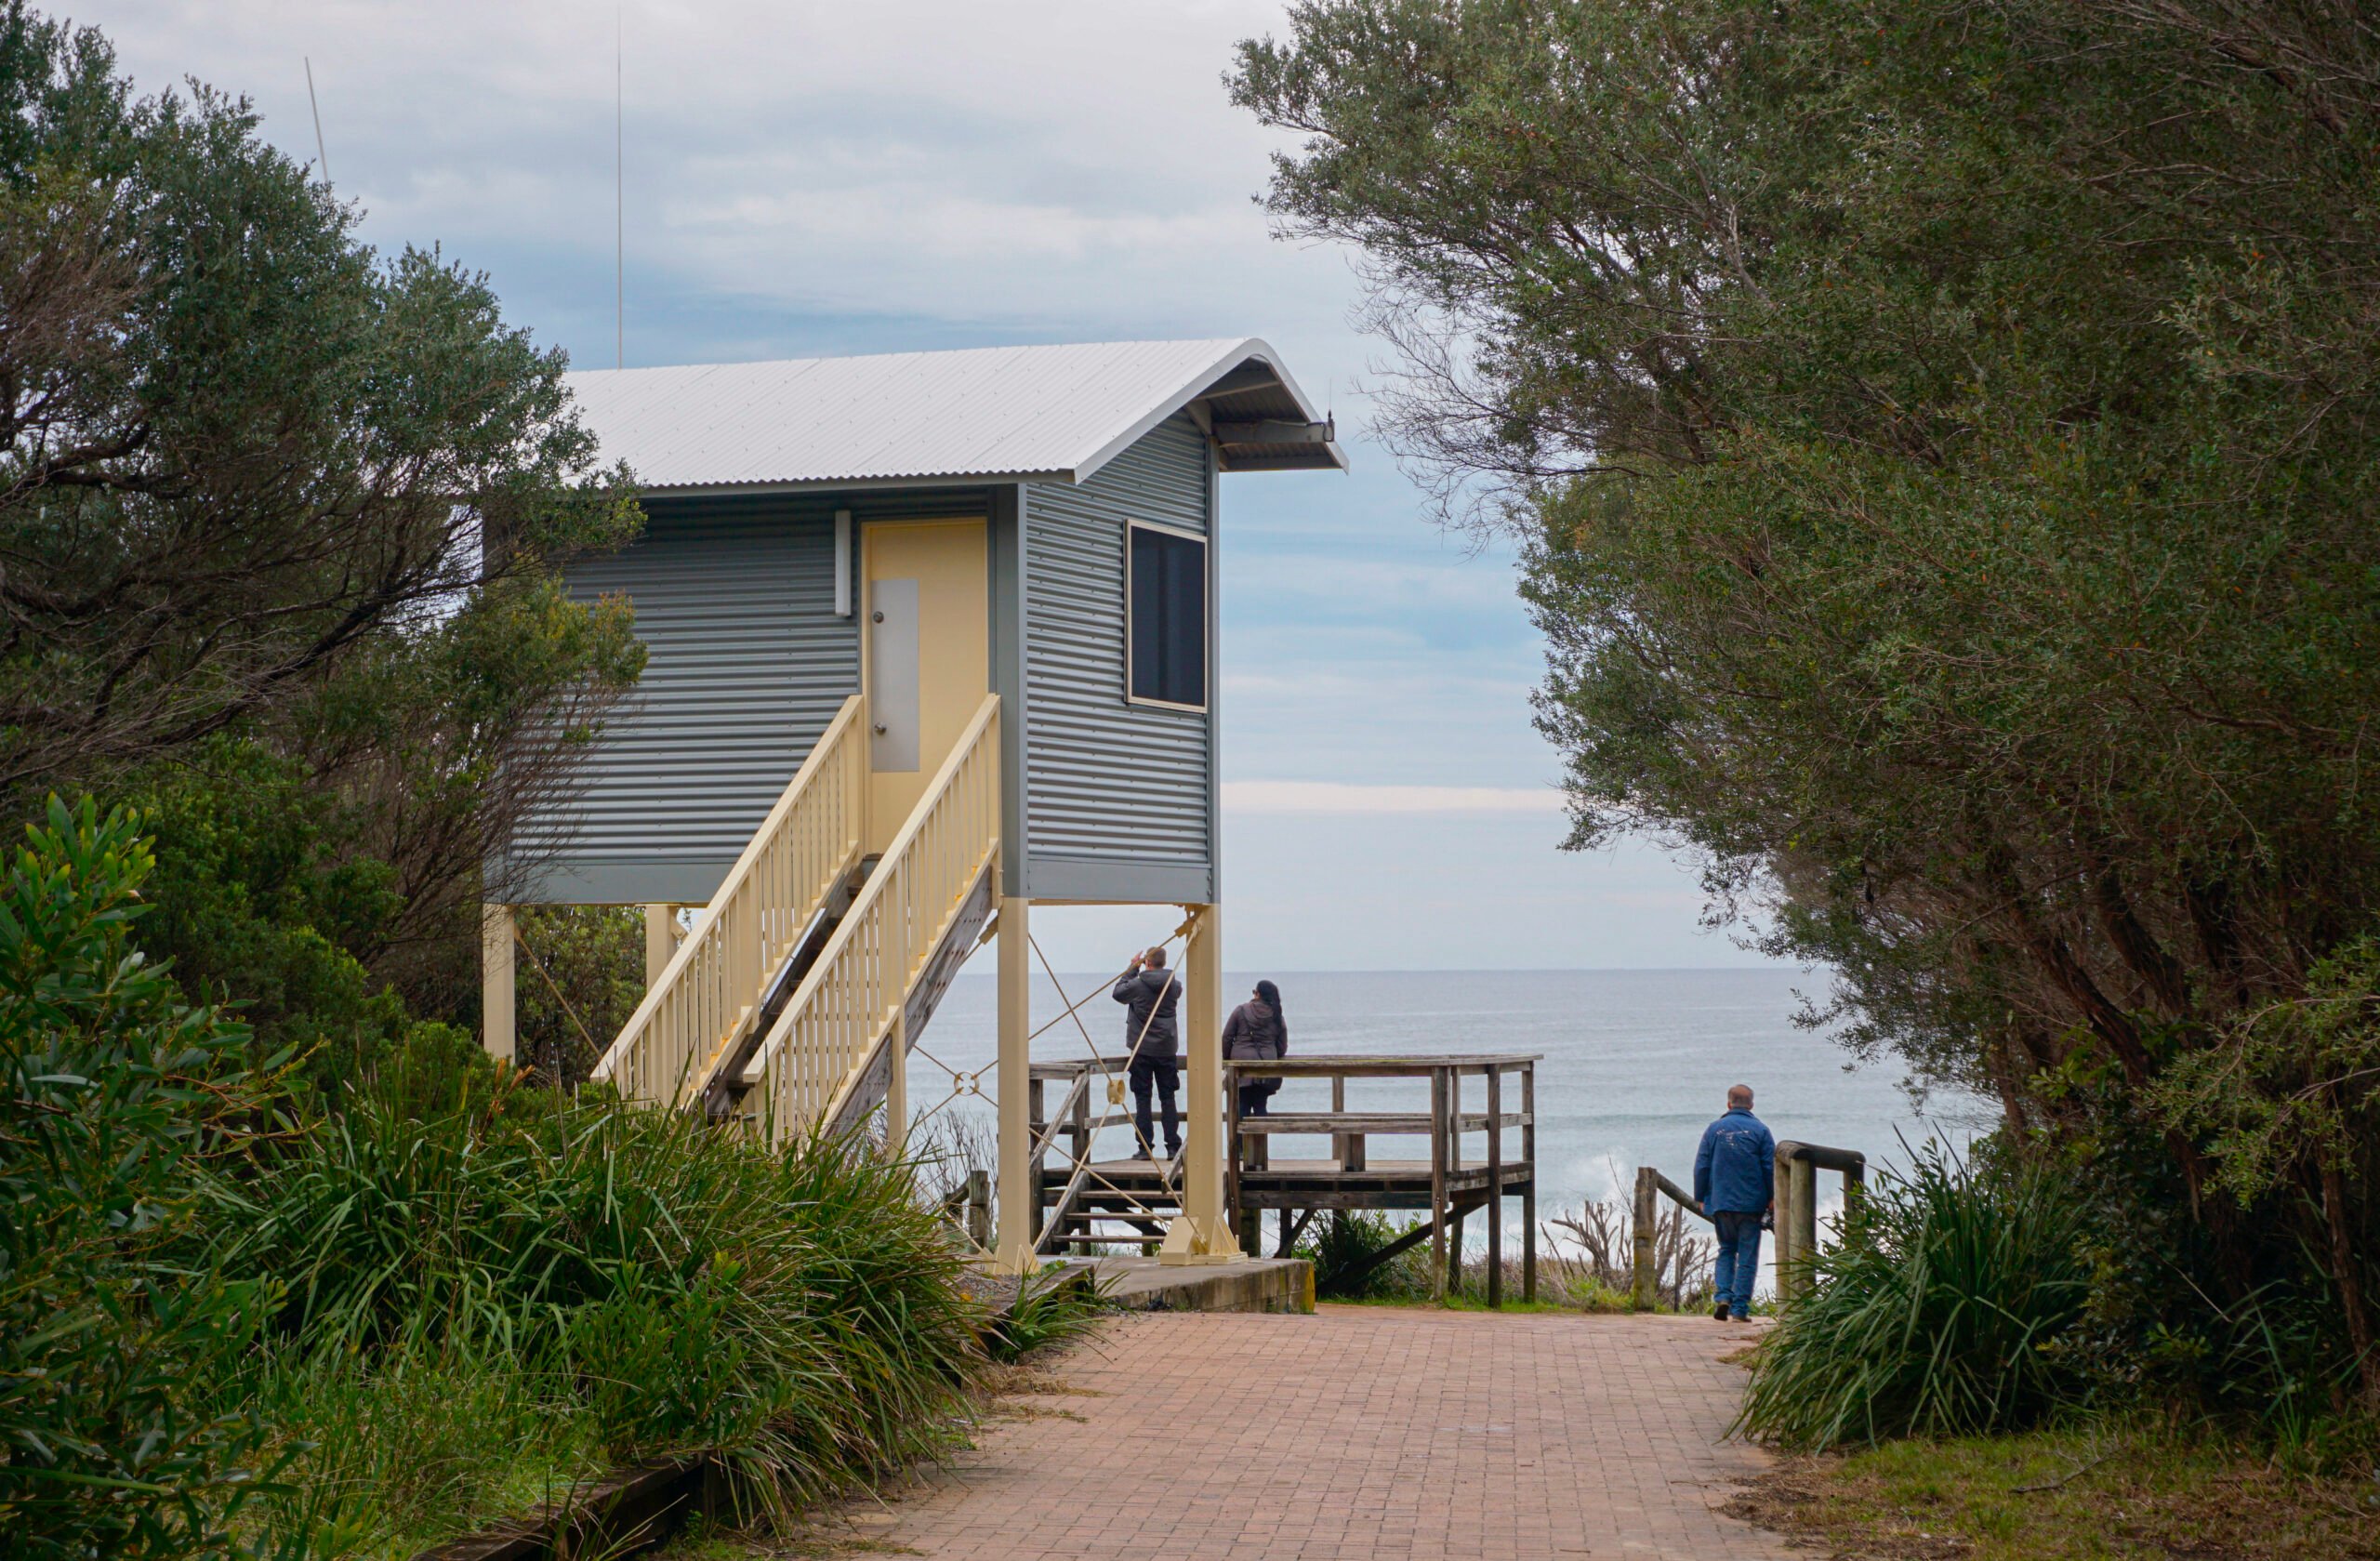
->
<box><xmin>565</xmin><ymin>337</ymin><xmax>1347</xmax><ymax>498</ymax></box>
<box><xmin>1065</xmin><ymin>338</ymin><xmax>1347</xmax><ymax>483</ymax></box>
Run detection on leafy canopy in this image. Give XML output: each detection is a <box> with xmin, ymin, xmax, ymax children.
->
<box><xmin>1235</xmin><ymin>0</ymin><xmax>2380</xmax><ymax>1407</ymax></box>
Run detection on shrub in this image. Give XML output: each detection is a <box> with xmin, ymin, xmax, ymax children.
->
<box><xmin>1300</xmin><ymin>1210</ymin><xmax>1435</xmax><ymax>1300</ymax></box>
<box><xmin>1739</xmin><ymin>1142</ymin><xmax>2094</xmax><ymax>1449</ymax></box>
<box><xmin>195</xmin><ymin>1091</ymin><xmax>992</xmax><ymax>1529</ymax></box>
<box><xmin>985</xmin><ymin>1269</ymin><xmax>1106</xmax><ymax>1363</ymax></box>
<box><xmin>0</xmin><ymin>800</ymin><xmax>290</xmax><ymax>1559</ymax></box>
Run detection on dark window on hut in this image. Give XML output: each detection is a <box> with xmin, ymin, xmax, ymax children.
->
<box><xmin>1127</xmin><ymin>522</ymin><xmax>1207</xmax><ymax>710</ymax></box>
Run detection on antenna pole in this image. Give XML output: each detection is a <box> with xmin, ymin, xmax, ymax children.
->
<box><xmin>623</xmin><ymin>7</ymin><xmax>632</xmax><ymax>371</ymax></box>
<box><xmin>305</xmin><ymin>57</ymin><xmax>329</xmax><ymax>184</ymax></box>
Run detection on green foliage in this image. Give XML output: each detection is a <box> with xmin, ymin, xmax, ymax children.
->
<box><xmin>1300</xmin><ymin>1210</ymin><xmax>1434</xmax><ymax>1300</ymax></box>
<box><xmin>0</xmin><ymin>4</ymin><xmax>641</xmax><ymax>795</ymax></box>
<box><xmin>0</xmin><ymin>800</ymin><xmax>289</xmax><ymax>1558</ymax></box>
<box><xmin>1740</xmin><ymin>1145</ymin><xmax>2094</xmax><ymax>1449</ymax></box>
<box><xmin>1</xmin><ymin>6</ymin><xmax>646</xmax><ymax>1052</ymax></box>
<box><xmin>567</xmin><ymin>1263</ymin><xmax>772</xmax><ymax>1460</ymax></box>
<box><xmin>248</xmin><ymin>1328</ymin><xmax>599</xmax><ymax>1556</ymax></box>
<box><xmin>1234</xmin><ymin>0</ymin><xmax>2380</xmax><ymax>1406</ymax></box>
<box><xmin>192</xmin><ymin>1093</ymin><xmax>988</xmax><ymax>1535</ymax></box>
<box><xmin>115</xmin><ymin>741</ymin><xmax>409</xmax><ymax>1091</ymax></box>
<box><xmin>0</xmin><ymin>800</ymin><xmax>991</xmax><ymax>1555</ymax></box>
<box><xmin>985</xmin><ymin>1270</ymin><xmax>1105</xmax><ymax>1363</ymax></box>
<box><xmin>2152</xmin><ymin>941</ymin><xmax>2380</xmax><ymax>1211</ymax></box>
<box><xmin>513</xmin><ymin>905</ymin><xmax>644</xmax><ymax>1086</ymax></box>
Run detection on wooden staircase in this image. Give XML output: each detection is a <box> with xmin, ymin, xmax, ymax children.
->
<box><xmin>592</xmin><ymin>693</ymin><xmax>1001</xmax><ymax>1146</ymax></box>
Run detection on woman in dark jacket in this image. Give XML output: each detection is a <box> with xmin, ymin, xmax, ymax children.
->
<box><xmin>1223</xmin><ymin>979</ymin><xmax>1288</xmax><ymax>1118</ymax></box>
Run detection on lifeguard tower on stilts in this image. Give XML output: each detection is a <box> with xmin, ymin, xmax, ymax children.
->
<box><xmin>483</xmin><ymin>340</ymin><xmax>1344</xmax><ymax>1274</ymax></box>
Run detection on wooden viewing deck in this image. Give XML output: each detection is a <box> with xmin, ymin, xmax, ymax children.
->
<box><xmin>1028</xmin><ymin>1052</ymin><xmax>1540</xmax><ymax>1303</ymax></box>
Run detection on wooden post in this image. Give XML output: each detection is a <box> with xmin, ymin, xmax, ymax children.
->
<box><xmin>1331</xmin><ymin>1073</ymin><xmax>1350</xmax><ymax>1170</ymax></box>
<box><xmin>1633</xmin><ymin>1165</ymin><xmax>1659</xmax><ymax>1311</ymax></box>
<box><xmin>1522</xmin><ymin>1062</ymin><xmax>1537</xmax><ymax>1303</ymax></box>
<box><xmin>481</xmin><ymin>904</ymin><xmax>515</xmax><ymax>1063</ymax></box>
<box><xmin>1486</xmin><ymin>1065</ymin><xmax>1503</xmax><ymax>1309</ymax></box>
<box><xmin>965</xmin><ymin>1168</ymin><xmax>992</xmax><ymax>1250</ymax></box>
<box><xmin>1231</xmin><ymin>1070</ymin><xmax>1259</xmax><ymax>1258</ymax></box>
<box><xmin>1429</xmin><ymin>1066</ymin><xmax>1449</xmax><ymax>1302</ymax></box>
<box><xmin>1791</xmin><ymin>1155</ymin><xmax>1818</xmax><ymax>1297</ymax></box>
<box><xmin>1772</xmin><ymin>1145</ymin><xmax>1799</xmax><ymax>1306</ymax></box>
<box><xmin>992</xmin><ymin>896</ymin><xmax>1036</xmax><ymax>1274</ymax></box>
<box><xmin>1447</xmin><ymin>1066</ymin><xmax>1464</xmax><ymax>1296</ymax></box>
<box><xmin>1160</xmin><ymin>903</ymin><xmax>1240</xmax><ymax>1263</ymax></box>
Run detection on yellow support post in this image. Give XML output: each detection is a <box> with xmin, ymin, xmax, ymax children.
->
<box><xmin>642</xmin><ymin>904</ymin><xmax>677</xmax><ymax>987</ymax></box>
<box><xmin>481</xmin><ymin>903</ymin><xmax>515</xmax><ymax>1062</ymax></box>
<box><xmin>1160</xmin><ymin>902</ymin><xmax>1243</xmax><ymax>1265</ymax></box>
<box><xmin>991</xmin><ymin>896</ymin><xmax>1038</xmax><ymax>1274</ymax></box>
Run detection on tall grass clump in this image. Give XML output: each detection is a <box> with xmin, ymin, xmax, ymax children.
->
<box><xmin>1739</xmin><ymin>1144</ymin><xmax>2094</xmax><ymax>1449</ymax></box>
<box><xmin>195</xmin><ymin>1089</ymin><xmax>992</xmax><ymax>1545</ymax></box>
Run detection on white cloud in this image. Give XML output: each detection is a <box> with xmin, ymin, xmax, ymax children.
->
<box><xmin>1224</xmin><ymin>781</ymin><xmax>1564</xmax><ymax>814</ymax></box>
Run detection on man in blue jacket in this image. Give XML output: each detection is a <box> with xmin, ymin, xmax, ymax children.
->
<box><xmin>1693</xmin><ymin>1084</ymin><xmax>1776</xmax><ymax>1321</ymax></box>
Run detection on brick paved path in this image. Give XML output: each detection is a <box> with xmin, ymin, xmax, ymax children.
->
<box><xmin>827</xmin><ymin>1306</ymin><xmax>1800</xmax><ymax>1560</ymax></box>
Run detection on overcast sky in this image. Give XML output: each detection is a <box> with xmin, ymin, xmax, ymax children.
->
<box><xmin>76</xmin><ymin>1</ymin><xmax>1788</xmax><ymax>972</ymax></box>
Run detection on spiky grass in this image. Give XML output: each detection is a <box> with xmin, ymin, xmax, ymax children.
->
<box><xmin>1738</xmin><ymin>1142</ymin><xmax>2094</xmax><ymax>1449</ymax></box>
<box><xmin>192</xmin><ymin>1091</ymin><xmax>993</xmax><ymax>1550</ymax></box>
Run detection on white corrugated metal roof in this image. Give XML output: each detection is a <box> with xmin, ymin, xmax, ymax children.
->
<box><xmin>562</xmin><ymin>337</ymin><xmax>1344</xmax><ymax>494</ymax></box>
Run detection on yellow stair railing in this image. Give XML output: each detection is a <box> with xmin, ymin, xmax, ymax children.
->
<box><xmin>744</xmin><ymin>693</ymin><xmax>1001</xmax><ymax>1143</ymax></box>
<box><xmin>591</xmin><ymin>695</ymin><xmax>866</xmax><ymax>1107</ymax></box>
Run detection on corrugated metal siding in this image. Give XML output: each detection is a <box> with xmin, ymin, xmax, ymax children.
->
<box><xmin>528</xmin><ymin>490</ymin><xmax>990</xmax><ymax>900</ymax></box>
<box><xmin>1024</xmin><ymin>413</ymin><xmax>1214</xmax><ymax>883</ymax></box>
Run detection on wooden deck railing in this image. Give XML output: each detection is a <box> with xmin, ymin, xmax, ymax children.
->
<box><xmin>590</xmin><ymin>695</ymin><xmax>867</xmax><ymax>1107</ymax></box>
<box><xmin>744</xmin><ymin>694</ymin><xmax>1000</xmax><ymax>1144</ymax></box>
<box><xmin>1631</xmin><ymin>1139</ymin><xmax>1866</xmax><ymax>1310</ymax></box>
<box><xmin>1228</xmin><ymin>1054</ymin><xmax>1539</xmax><ymax>1304</ymax></box>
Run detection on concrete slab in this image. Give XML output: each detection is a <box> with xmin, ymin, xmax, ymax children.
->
<box><xmin>1067</xmin><ymin>1254</ymin><xmax>1315</xmax><ymax>1314</ymax></box>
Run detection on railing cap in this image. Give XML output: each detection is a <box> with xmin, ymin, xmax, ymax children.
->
<box><xmin>1775</xmin><ymin>1140</ymin><xmax>1866</xmax><ymax>1171</ymax></box>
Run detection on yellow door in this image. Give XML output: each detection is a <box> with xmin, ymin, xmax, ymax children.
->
<box><xmin>863</xmin><ymin>519</ymin><xmax>988</xmax><ymax>852</ymax></box>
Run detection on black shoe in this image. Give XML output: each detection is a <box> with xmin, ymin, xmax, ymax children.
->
<box><xmin>1165</xmin><ymin>1145</ymin><xmax>1183</xmax><ymax>1160</ymax></box>
<box><xmin>1127</xmin><ymin>1147</ymin><xmax>1152</xmax><ymax>1161</ymax></box>
<box><xmin>1712</xmin><ymin>1303</ymin><xmax>1731</xmax><ymax>1321</ymax></box>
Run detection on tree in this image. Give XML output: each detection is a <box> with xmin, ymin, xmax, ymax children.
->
<box><xmin>0</xmin><ymin>4</ymin><xmax>639</xmax><ymax>794</ymax></box>
<box><xmin>0</xmin><ymin>7</ymin><xmax>646</xmax><ymax>1047</ymax></box>
<box><xmin>1234</xmin><ymin>0</ymin><xmax>2380</xmax><ymax>1404</ymax></box>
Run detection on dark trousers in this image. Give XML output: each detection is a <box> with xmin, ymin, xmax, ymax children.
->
<box><xmin>1236</xmin><ymin>1081</ymin><xmax>1271</xmax><ymax>1118</ymax></box>
<box><xmin>1130</xmin><ymin>1054</ymin><xmax>1180</xmax><ymax>1155</ymax></box>
<box><xmin>1712</xmin><ymin>1209</ymin><xmax>1764</xmax><ymax>1315</ymax></box>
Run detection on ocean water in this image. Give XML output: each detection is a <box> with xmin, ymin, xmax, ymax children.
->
<box><xmin>905</xmin><ymin>967</ymin><xmax>1992</xmax><ymax>1291</ymax></box>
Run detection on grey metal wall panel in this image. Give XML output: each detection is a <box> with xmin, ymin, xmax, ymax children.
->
<box><xmin>1022</xmin><ymin>412</ymin><xmax>1215</xmax><ymax>901</ymax></box>
<box><xmin>522</xmin><ymin>489</ymin><xmax>989</xmax><ymax>904</ymax></box>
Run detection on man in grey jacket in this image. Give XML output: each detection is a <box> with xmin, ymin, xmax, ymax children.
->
<box><xmin>1112</xmin><ymin>946</ymin><xmax>1181</xmax><ymax>1159</ymax></box>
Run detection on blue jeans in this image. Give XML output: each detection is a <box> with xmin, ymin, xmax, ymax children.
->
<box><xmin>1712</xmin><ymin>1210</ymin><xmax>1764</xmax><ymax>1315</ymax></box>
